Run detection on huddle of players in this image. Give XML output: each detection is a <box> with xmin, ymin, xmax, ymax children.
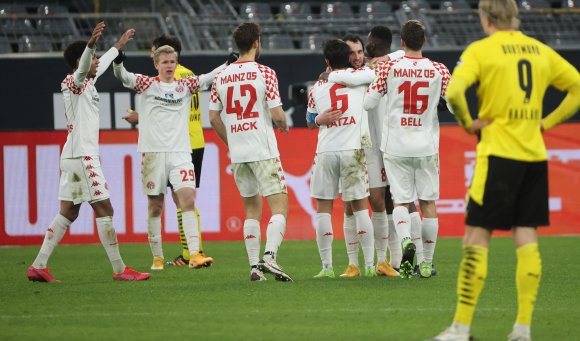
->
<box><xmin>306</xmin><ymin>21</ymin><xmax>449</xmax><ymax>280</ymax></box>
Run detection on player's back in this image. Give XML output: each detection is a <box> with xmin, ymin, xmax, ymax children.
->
<box><xmin>60</xmin><ymin>75</ymin><xmax>100</xmax><ymax>159</ymax></box>
<box><xmin>212</xmin><ymin>61</ymin><xmax>281</xmax><ymax>163</ymax></box>
<box><xmin>456</xmin><ymin>31</ymin><xmax>577</xmax><ymax>161</ymax></box>
<box><xmin>309</xmin><ymin>73</ymin><xmax>370</xmax><ymax>153</ymax></box>
<box><xmin>382</xmin><ymin>57</ymin><xmax>447</xmax><ymax>157</ymax></box>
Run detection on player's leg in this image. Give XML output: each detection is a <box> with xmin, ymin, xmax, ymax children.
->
<box><xmin>147</xmin><ymin>194</ymin><xmax>165</xmax><ymax>270</ymax></box>
<box><xmin>416</xmin><ymin>154</ymin><xmax>440</xmax><ymax>278</ymax></box>
<box><xmin>170</xmin><ymin>189</ymin><xmax>189</xmax><ymax>265</ymax></box>
<box><xmin>385</xmin><ymin>186</ymin><xmax>402</xmax><ymax>271</ymax></box>
<box><xmin>191</xmin><ymin>148</ymin><xmax>208</xmax><ymax>257</ymax></box>
<box><xmin>28</xmin><ymin>200</ymin><xmax>79</xmax><ymax>283</ymax></box>
<box><xmin>369</xmin><ymin>187</ymin><xmax>397</xmax><ymax>277</ymax></box>
<box><xmin>341</xmin><ymin>202</ymin><xmax>361</xmax><ymax>277</ymax></box>
<box><xmin>314</xmin><ymin>199</ymin><xmax>335</xmax><ymax>278</ymax></box>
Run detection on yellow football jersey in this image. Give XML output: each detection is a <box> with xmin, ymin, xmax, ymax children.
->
<box><xmin>175</xmin><ymin>64</ymin><xmax>205</xmax><ymax>149</ymax></box>
<box><xmin>449</xmin><ymin>31</ymin><xmax>580</xmax><ymax>162</ymax></box>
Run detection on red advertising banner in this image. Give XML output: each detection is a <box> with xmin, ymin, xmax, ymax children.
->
<box><xmin>1</xmin><ymin>124</ymin><xmax>579</xmax><ymax>246</ymax></box>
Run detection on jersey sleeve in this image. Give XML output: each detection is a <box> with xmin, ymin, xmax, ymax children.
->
<box><xmin>450</xmin><ymin>44</ymin><xmax>480</xmax><ymax>87</ymax></box>
<box><xmin>94</xmin><ymin>46</ymin><xmax>118</xmax><ymax>81</ymax></box>
<box><xmin>307</xmin><ymin>86</ymin><xmax>317</xmax><ymax>113</ymax></box>
<box><xmin>208</xmin><ymin>76</ymin><xmax>223</xmax><ymax>111</ymax></box>
<box><xmin>432</xmin><ymin>61</ymin><xmax>451</xmax><ymax>96</ymax></box>
<box><xmin>183</xmin><ymin>76</ymin><xmax>200</xmax><ymax>94</ymax></box>
<box><xmin>258</xmin><ymin>65</ymin><xmax>282</xmax><ymax>109</ymax></box>
<box><xmin>113</xmin><ymin>63</ymin><xmax>154</xmax><ymax>94</ymax></box>
<box><xmin>198</xmin><ymin>63</ymin><xmax>227</xmax><ymax>89</ymax></box>
<box><xmin>387</xmin><ymin>50</ymin><xmax>405</xmax><ymax>60</ymax></box>
<box><xmin>364</xmin><ymin>61</ymin><xmax>393</xmax><ymax>110</ymax></box>
<box><xmin>72</xmin><ymin>46</ymin><xmax>95</xmax><ymax>87</ymax></box>
<box><xmin>547</xmin><ymin>47</ymin><xmax>580</xmax><ymax>92</ymax></box>
<box><xmin>328</xmin><ymin>68</ymin><xmax>374</xmax><ymax>87</ymax></box>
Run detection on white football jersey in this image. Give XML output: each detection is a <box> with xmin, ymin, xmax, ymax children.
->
<box><xmin>61</xmin><ymin>46</ymin><xmax>118</xmax><ymax>159</ymax></box>
<box><xmin>308</xmin><ymin>68</ymin><xmax>371</xmax><ymax>153</ymax></box>
<box><xmin>366</xmin><ymin>56</ymin><xmax>450</xmax><ymax>157</ymax></box>
<box><xmin>209</xmin><ymin>61</ymin><xmax>283</xmax><ymax>163</ymax></box>
<box><xmin>114</xmin><ymin>64</ymin><xmax>204</xmax><ymax>153</ymax></box>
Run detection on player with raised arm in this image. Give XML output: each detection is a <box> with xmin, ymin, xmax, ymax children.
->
<box><xmin>429</xmin><ymin>1</ymin><xmax>580</xmax><ymax>340</ymax></box>
<box><xmin>209</xmin><ymin>22</ymin><xmax>292</xmax><ymax>282</ymax></box>
<box><xmin>27</xmin><ymin>22</ymin><xmax>150</xmax><ymax>282</ymax></box>
<box><xmin>308</xmin><ymin>39</ymin><xmax>376</xmax><ymax>278</ymax></box>
<box><xmin>113</xmin><ymin>42</ymin><xmax>223</xmax><ymax>270</ymax></box>
<box><xmin>364</xmin><ymin>20</ymin><xmax>450</xmax><ymax>279</ymax></box>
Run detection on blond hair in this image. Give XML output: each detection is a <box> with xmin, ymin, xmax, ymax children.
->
<box><xmin>153</xmin><ymin>45</ymin><xmax>177</xmax><ymax>63</ymax></box>
<box><xmin>479</xmin><ymin>0</ymin><xmax>520</xmax><ymax>29</ymax></box>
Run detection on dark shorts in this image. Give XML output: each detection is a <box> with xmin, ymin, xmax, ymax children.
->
<box><xmin>466</xmin><ymin>155</ymin><xmax>549</xmax><ymax>230</ymax></box>
<box><xmin>168</xmin><ymin>147</ymin><xmax>205</xmax><ymax>189</ymax></box>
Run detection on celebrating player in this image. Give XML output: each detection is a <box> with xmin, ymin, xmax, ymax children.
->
<box><xmin>27</xmin><ymin>22</ymin><xmax>150</xmax><ymax>282</ymax></box>
<box><xmin>209</xmin><ymin>22</ymin><xmax>292</xmax><ymax>282</ymax></box>
<box><xmin>113</xmin><ymin>42</ymin><xmax>222</xmax><ymax>270</ymax></box>
<box><xmin>429</xmin><ymin>0</ymin><xmax>580</xmax><ymax>340</ymax></box>
<box><xmin>308</xmin><ymin>39</ymin><xmax>376</xmax><ymax>278</ymax></box>
<box><xmin>364</xmin><ymin>20</ymin><xmax>450</xmax><ymax>279</ymax></box>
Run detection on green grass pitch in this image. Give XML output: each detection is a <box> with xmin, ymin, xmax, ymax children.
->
<box><xmin>1</xmin><ymin>237</ymin><xmax>578</xmax><ymax>340</ymax></box>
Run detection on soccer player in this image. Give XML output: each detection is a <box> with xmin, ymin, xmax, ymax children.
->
<box><xmin>27</xmin><ymin>22</ymin><xmax>150</xmax><ymax>282</ymax></box>
<box><xmin>209</xmin><ymin>22</ymin><xmax>292</xmax><ymax>282</ymax></box>
<box><xmin>113</xmin><ymin>43</ymin><xmax>221</xmax><ymax>270</ymax></box>
<box><xmin>364</xmin><ymin>20</ymin><xmax>450</xmax><ymax>279</ymax></box>
<box><xmin>429</xmin><ymin>1</ymin><xmax>580</xmax><ymax>340</ymax></box>
<box><xmin>122</xmin><ymin>34</ymin><xmax>233</xmax><ymax>267</ymax></box>
<box><xmin>308</xmin><ymin>39</ymin><xmax>376</xmax><ymax>278</ymax></box>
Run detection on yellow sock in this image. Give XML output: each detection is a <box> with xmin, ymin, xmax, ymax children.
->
<box><xmin>196</xmin><ymin>206</ymin><xmax>204</xmax><ymax>252</ymax></box>
<box><xmin>176</xmin><ymin>209</ymin><xmax>189</xmax><ymax>260</ymax></box>
<box><xmin>516</xmin><ymin>243</ymin><xmax>542</xmax><ymax>325</ymax></box>
<box><xmin>453</xmin><ymin>245</ymin><xmax>488</xmax><ymax>326</ymax></box>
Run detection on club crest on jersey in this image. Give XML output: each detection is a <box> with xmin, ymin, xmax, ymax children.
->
<box><xmin>164</xmin><ymin>93</ymin><xmax>174</xmax><ymax>99</ymax></box>
<box><xmin>176</xmin><ymin>85</ymin><xmax>184</xmax><ymax>93</ymax></box>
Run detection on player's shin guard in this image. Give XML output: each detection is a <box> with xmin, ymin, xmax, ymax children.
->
<box><xmin>147</xmin><ymin>216</ymin><xmax>163</xmax><ymax>258</ymax></box>
<box><xmin>265</xmin><ymin>214</ymin><xmax>286</xmax><ymax>255</ymax></box>
<box><xmin>453</xmin><ymin>245</ymin><xmax>488</xmax><ymax>326</ymax></box>
<box><xmin>96</xmin><ymin>216</ymin><xmax>125</xmax><ymax>274</ymax></box>
<box><xmin>181</xmin><ymin>210</ymin><xmax>200</xmax><ymax>253</ymax></box>
<box><xmin>516</xmin><ymin>243</ymin><xmax>542</xmax><ymax>326</ymax></box>
<box><xmin>32</xmin><ymin>214</ymin><xmax>71</xmax><ymax>269</ymax></box>
<box><xmin>410</xmin><ymin>211</ymin><xmax>424</xmax><ymax>264</ymax></box>
<box><xmin>343</xmin><ymin>214</ymin><xmax>359</xmax><ymax>266</ymax></box>
<box><xmin>353</xmin><ymin>210</ymin><xmax>374</xmax><ymax>267</ymax></box>
<box><xmin>244</xmin><ymin>219</ymin><xmax>261</xmax><ymax>267</ymax></box>
<box><xmin>176</xmin><ymin>208</ymin><xmax>189</xmax><ymax>259</ymax></box>
<box><xmin>387</xmin><ymin>214</ymin><xmax>402</xmax><ymax>269</ymax></box>
<box><xmin>422</xmin><ymin>218</ymin><xmax>439</xmax><ymax>263</ymax></box>
<box><xmin>315</xmin><ymin>213</ymin><xmax>333</xmax><ymax>269</ymax></box>
<box><xmin>372</xmin><ymin>211</ymin><xmax>389</xmax><ymax>263</ymax></box>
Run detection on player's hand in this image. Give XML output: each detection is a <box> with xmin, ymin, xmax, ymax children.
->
<box><xmin>278</xmin><ymin>126</ymin><xmax>289</xmax><ymax>134</ymax></box>
<box><xmin>114</xmin><ymin>29</ymin><xmax>136</xmax><ymax>50</ymax></box>
<box><xmin>465</xmin><ymin>119</ymin><xmax>493</xmax><ymax>135</ymax></box>
<box><xmin>318</xmin><ymin>71</ymin><xmax>329</xmax><ymax>81</ymax></box>
<box><xmin>122</xmin><ymin>109</ymin><xmax>139</xmax><ymax>125</ymax></box>
<box><xmin>316</xmin><ymin>108</ymin><xmax>343</xmax><ymax>126</ymax></box>
<box><xmin>87</xmin><ymin>21</ymin><xmax>106</xmax><ymax>48</ymax></box>
<box><xmin>226</xmin><ymin>52</ymin><xmax>239</xmax><ymax>65</ymax></box>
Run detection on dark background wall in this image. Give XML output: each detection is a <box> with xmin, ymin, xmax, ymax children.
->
<box><xmin>1</xmin><ymin>49</ymin><xmax>578</xmax><ymax>130</ymax></box>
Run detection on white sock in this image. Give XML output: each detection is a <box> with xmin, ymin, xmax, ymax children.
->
<box><xmin>96</xmin><ymin>216</ymin><xmax>125</xmax><ymax>274</ymax></box>
<box><xmin>422</xmin><ymin>217</ymin><xmax>439</xmax><ymax>263</ymax></box>
<box><xmin>410</xmin><ymin>211</ymin><xmax>424</xmax><ymax>264</ymax></box>
<box><xmin>315</xmin><ymin>213</ymin><xmax>333</xmax><ymax>269</ymax></box>
<box><xmin>265</xmin><ymin>214</ymin><xmax>286</xmax><ymax>254</ymax></box>
<box><xmin>392</xmin><ymin>206</ymin><xmax>411</xmax><ymax>242</ymax></box>
<box><xmin>147</xmin><ymin>216</ymin><xmax>163</xmax><ymax>258</ymax></box>
<box><xmin>243</xmin><ymin>219</ymin><xmax>261</xmax><ymax>266</ymax></box>
<box><xmin>353</xmin><ymin>210</ymin><xmax>374</xmax><ymax>267</ymax></box>
<box><xmin>372</xmin><ymin>211</ymin><xmax>388</xmax><ymax>263</ymax></box>
<box><xmin>387</xmin><ymin>214</ymin><xmax>402</xmax><ymax>268</ymax></box>
<box><xmin>182</xmin><ymin>210</ymin><xmax>200</xmax><ymax>253</ymax></box>
<box><xmin>343</xmin><ymin>214</ymin><xmax>359</xmax><ymax>266</ymax></box>
<box><xmin>32</xmin><ymin>214</ymin><xmax>71</xmax><ymax>268</ymax></box>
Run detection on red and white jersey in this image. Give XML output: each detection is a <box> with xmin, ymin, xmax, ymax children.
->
<box><xmin>308</xmin><ymin>68</ymin><xmax>371</xmax><ymax>153</ymax></box>
<box><xmin>209</xmin><ymin>61</ymin><xmax>283</xmax><ymax>163</ymax></box>
<box><xmin>365</xmin><ymin>56</ymin><xmax>450</xmax><ymax>157</ymax></box>
<box><xmin>61</xmin><ymin>46</ymin><xmax>119</xmax><ymax>159</ymax></box>
<box><xmin>114</xmin><ymin>64</ymin><xmax>203</xmax><ymax>153</ymax></box>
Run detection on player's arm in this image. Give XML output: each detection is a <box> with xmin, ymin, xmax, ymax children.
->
<box><xmin>113</xmin><ymin>57</ymin><xmax>138</xmax><ymax>90</ymax></box>
<box><xmin>209</xmin><ymin>109</ymin><xmax>228</xmax><ymax>145</ymax></box>
<box><xmin>95</xmin><ymin>28</ymin><xmax>135</xmax><ymax>80</ymax></box>
<box><xmin>122</xmin><ymin>108</ymin><xmax>139</xmax><ymax>125</ymax></box>
<box><xmin>541</xmin><ymin>50</ymin><xmax>580</xmax><ymax>131</ymax></box>
<box><xmin>270</xmin><ymin>106</ymin><xmax>289</xmax><ymax>134</ymax></box>
<box><xmin>73</xmin><ymin>21</ymin><xmax>105</xmax><ymax>87</ymax></box>
<box><xmin>198</xmin><ymin>63</ymin><xmax>227</xmax><ymax>89</ymax></box>
<box><xmin>328</xmin><ymin>68</ymin><xmax>374</xmax><ymax>87</ymax></box>
<box><xmin>363</xmin><ymin>62</ymin><xmax>390</xmax><ymax>111</ymax></box>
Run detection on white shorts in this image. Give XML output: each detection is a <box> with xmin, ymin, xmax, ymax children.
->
<box><xmin>310</xmin><ymin>149</ymin><xmax>369</xmax><ymax>201</ymax></box>
<box><xmin>365</xmin><ymin>147</ymin><xmax>388</xmax><ymax>188</ymax></box>
<box><xmin>141</xmin><ymin>152</ymin><xmax>196</xmax><ymax>196</ymax></box>
<box><xmin>232</xmin><ymin>157</ymin><xmax>287</xmax><ymax>198</ymax></box>
<box><xmin>58</xmin><ymin>156</ymin><xmax>110</xmax><ymax>205</ymax></box>
<box><xmin>383</xmin><ymin>154</ymin><xmax>439</xmax><ymax>203</ymax></box>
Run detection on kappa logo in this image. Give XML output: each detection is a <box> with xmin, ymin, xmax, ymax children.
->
<box><xmin>94</xmin><ymin>190</ymin><xmax>103</xmax><ymax>196</ymax></box>
<box><xmin>357</xmin><ymin>230</ymin><xmax>367</xmax><ymax>235</ymax></box>
<box><xmin>397</xmin><ymin>220</ymin><xmax>407</xmax><ymax>226</ymax></box>
<box><xmin>84</xmin><ymin>156</ymin><xmax>92</xmax><ymax>161</ymax></box>
<box><xmin>147</xmin><ymin>181</ymin><xmax>155</xmax><ymax>190</ymax></box>
<box><xmin>47</xmin><ymin>228</ymin><xmax>54</xmax><ymax>233</ymax></box>
<box><xmin>323</xmin><ymin>232</ymin><xmax>333</xmax><ymax>236</ymax></box>
<box><xmin>91</xmin><ymin>181</ymin><xmax>100</xmax><ymax>187</ymax></box>
<box><xmin>245</xmin><ymin>234</ymin><xmax>256</xmax><ymax>239</ymax></box>
<box><xmin>424</xmin><ymin>240</ymin><xmax>435</xmax><ymax>244</ymax></box>
<box><xmin>89</xmin><ymin>172</ymin><xmax>98</xmax><ymax>178</ymax></box>
<box><xmin>86</xmin><ymin>164</ymin><xmax>94</xmax><ymax>170</ymax></box>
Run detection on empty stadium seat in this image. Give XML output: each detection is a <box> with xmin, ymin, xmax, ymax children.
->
<box><xmin>240</xmin><ymin>2</ymin><xmax>273</xmax><ymax>20</ymax></box>
<box><xmin>0</xmin><ymin>37</ymin><xmax>13</xmax><ymax>53</ymax></box>
<box><xmin>278</xmin><ymin>2</ymin><xmax>313</xmax><ymax>20</ymax></box>
<box><xmin>18</xmin><ymin>35</ymin><xmax>53</xmax><ymax>52</ymax></box>
<box><xmin>439</xmin><ymin>0</ymin><xmax>471</xmax><ymax>10</ymax></box>
<box><xmin>519</xmin><ymin>0</ymin><xmax>551</xmax><ymax>10</ymax></box>
<box><xmin>262</xmin><ymin>34</ymin><xmax>295</xmax><ymax>49</ymax></box>
<box><xmin>320</xmin><ymin>2</ymin><xmax>353</xmax><ymax>19</ymax></box>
